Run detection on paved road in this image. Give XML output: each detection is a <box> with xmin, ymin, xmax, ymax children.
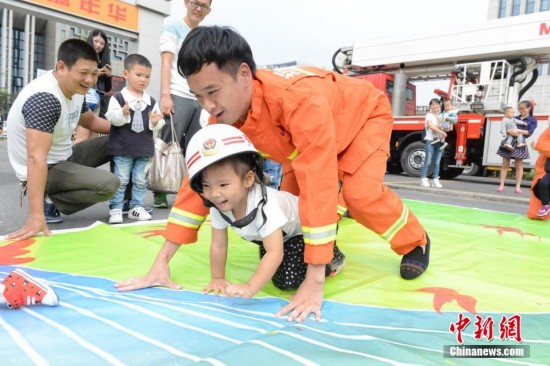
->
<box><xmin>0</xmin><ymin>140</ymin><xmax>171</xmax><ymax>236</ymax></box>
<box><xmin>384</xmin><ymin>172</ymin><xmax>530</xmax><ymax>215</ymax></box>
<box><xmin>0</xmin><ymin>139</ymin><xmax>533</xmax><ymax>237</ymax></box>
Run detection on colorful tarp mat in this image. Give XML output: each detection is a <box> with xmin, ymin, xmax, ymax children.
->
<box><xmin>1</xmin><ymin>200</ymin><xmax>549</xmax><ymax>365</ymax></box>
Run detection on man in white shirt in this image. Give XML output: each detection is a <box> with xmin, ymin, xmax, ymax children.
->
<box><xmin>153</xmin><ymin>0</ymin><xmax>212</xmax><ymax>208</ymax></box>
<box><xmin>5</xmin><ymin>39</ymin><xmax>119</xmax><ymax>240</ymax></box>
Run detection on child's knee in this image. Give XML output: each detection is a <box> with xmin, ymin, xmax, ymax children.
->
<box><xmin>132</xmin><ymin>178</ymin><xmax>147</xmax><ymax>190</ymax></box>
<box><xmin>273</xmin><ymin>279</ymin><xmax>300</xmax><ymax>291</ymax></box>
<box><xmin>271</xmin><ymin>263</ymin><xmax>306</xmax><ymax>290</ymax></box>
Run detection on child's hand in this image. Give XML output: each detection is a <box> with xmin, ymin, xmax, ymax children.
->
<box><xmin>530</xmin><ymin>140</ymin><xmax>538</xmax><ymax>150</ymax></box>
<box><xmin>149</xmin><ymin>110</ymin><xmax>164</xmax><ymax>126</ymax></box>
<box><xmin>122</xmin><ymin>101</ymin><xmax>130</xmax><ymax>117</ymax></box>
<box><xmin>203</xmin><ymin>278</ymin><xmax>231</xmax><ymax>295</ymax></box>
<box><xmin>225</xmin><ymin>283</ymin><xmax>254</xmax><ymax>298</ymax></box>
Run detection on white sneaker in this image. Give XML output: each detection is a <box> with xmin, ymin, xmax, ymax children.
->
<box><xmin>431</xmin><ymin>178</ymin><xmax>443</xmax><ymax>188</ymax></box>
<box><xmin>128</xmin><ymin>207</ymin><xmax>152</xmax><ymax>221</ymax></box>
<box><xmin>109</xmin><ymin>208</ymin><xmax>123</xmax><ymax>224</ymax></box>
<box><xmin>420</xmin><ymin>177</ymin><xmax>430</xmax><ymax>187</ymax></box>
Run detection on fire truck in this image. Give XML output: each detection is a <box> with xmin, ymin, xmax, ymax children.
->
<box><xmin>332</xmin><ymin>11</ymin><xmax>550</xmax><ymax>178</ymax></box>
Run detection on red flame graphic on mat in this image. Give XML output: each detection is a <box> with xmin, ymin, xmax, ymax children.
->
<box><xmin>135</xmin><ymin>228</ymin><xmax>166</xmax><ymax>239</ymax></box>
<box><xmin>482</xmin><ymin>225</ymin><xmax>540</xmax><ymax>241</ymax></box>
<box><xmin>0</xmin><ymin>239</ymin><xmax>36</xmax><ymax>265</ymax></box>
<box><xmin>417</xmin><ymin>287</ymin><xmax>478</xmax><ymax>315</ymax></box>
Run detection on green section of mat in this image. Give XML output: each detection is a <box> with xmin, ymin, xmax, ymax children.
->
<box><xmin>2</xmin><ymin>200</ymin><xmax>549</xmax><ymax>314</ymax></box>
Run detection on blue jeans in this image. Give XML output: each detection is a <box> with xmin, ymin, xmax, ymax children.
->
<box><xmin>421</xmin><ymin>140</ymin><xmax>443</xmax><ymax>178</ymax></box>
<box><xmin>110</xmin><ymin>156</ymin><xmax>148</xmax><ymax>209</ymax></box>
<box><xmin>263</xmin><ymin>159</ymin><xmax>283</xmax><ymax>190</ymax></box>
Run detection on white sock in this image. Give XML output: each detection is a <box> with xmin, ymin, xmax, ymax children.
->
<box><xmin>44</xmin><ymin>195</ymin><xmax>53</xmax><ymax>204</ymax></box>
<box><xmin>0</xmin><ymin>284</ymin><xmax>6</xmax><ymax>306</ymax></box>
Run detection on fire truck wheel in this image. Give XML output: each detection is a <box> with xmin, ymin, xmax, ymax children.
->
<box><xmin>460</xmin><ymin>162</ymin><xmax>481</xmax><ymax>176</ymax></box>
<box><xmin>400</xmin><ymin>141</ymin><xmax>427</xmax><ymax>178</ymax></box>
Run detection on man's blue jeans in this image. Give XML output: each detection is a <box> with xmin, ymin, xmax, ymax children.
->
<box><xmin>421</xmin><ymin>140</ymin><xmax>443</xmax><ymax>178</ymax></box>
<box><xmin>110</xmin><ymin>156</ymin><xmax>149</xmax><ymax>210</ymax></box>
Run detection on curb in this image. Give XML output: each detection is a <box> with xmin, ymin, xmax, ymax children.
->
<box><xmin>386</xmin><ymin>183</ymin><xmax>530</xmax><ymax>205</ymax></box>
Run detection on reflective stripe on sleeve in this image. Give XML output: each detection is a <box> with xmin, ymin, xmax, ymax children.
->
<box><xmin>302</xmin><ymin>223</ymin><xmax>337</xmax><ymax>245</ymax></box>
<box><xmin>167</xmin><ymin>207</ymin><xmax>206</xmax><ymax>229</ymax></box>
<box><xmin>337</xmin><ymin>204</ymin><xmax>347</xmax><ymax>217</ymax></box>
<box><xmin>287</xmin><ymin>149</ymin><xmax>298</xmax><ymax>160</ymax></box>
<box><xmin>258</xmin><ymin>149</ymin><xmax>298</xmax><ymax>161</ymax></box>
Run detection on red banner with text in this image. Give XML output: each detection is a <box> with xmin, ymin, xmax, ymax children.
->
<box><xmin>22</xmin><ymin>0</ymin><xmax>139</xmax><ymax>32</ymax></box>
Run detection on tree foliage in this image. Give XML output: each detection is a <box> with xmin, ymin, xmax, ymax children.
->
<box><xmin>0</xmin><ymin>89</ymin><xmax>14</xmax><ymax>120</ymax></box>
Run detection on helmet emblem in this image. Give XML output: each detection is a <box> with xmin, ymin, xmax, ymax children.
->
<box><xmin>202</xmin><ymin>138</ymin><xmax>219</xmax><ymax>156</ymax></box>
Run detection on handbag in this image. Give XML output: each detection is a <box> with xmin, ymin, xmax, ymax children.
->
<box><xmin>147</xmin><ymin>115</ymin><xmax>186</xmax><ymax>194</ymax></box>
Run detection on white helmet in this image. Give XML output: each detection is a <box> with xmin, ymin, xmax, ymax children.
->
<box><xmin>186</xmin><ymin>124</ymin><xmax>264</xmax><ymax>193</ymax></box>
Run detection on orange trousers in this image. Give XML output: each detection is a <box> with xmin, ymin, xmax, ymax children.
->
<box><xmin>527</xmin><ymin>180</ymin><xmax>550</xmax><ymax>221</ymax></box>
<box><xmin>281</xmin><ymin>148</ymin><xmax>427</xmax><ymax>255</ymax></box>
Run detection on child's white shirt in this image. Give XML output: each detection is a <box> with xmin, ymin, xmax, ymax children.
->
<box><xmin>105</xmin><ymin>87</ymin><xmax>164</xmax><ymax>130</ymax></box>
<box><xmin>210</xmin><ymin>183</ymin><xmax>302</xmax><ymax>242</ymax></box>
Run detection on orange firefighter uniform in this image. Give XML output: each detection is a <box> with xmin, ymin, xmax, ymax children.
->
<box><xmin>165</xmin><ymin>66</ymin><xmax>427</xmax><ymax>264</ymax></box>
<box><xmin>527</xmin><ymin>126</ymin><xmax>550</xmax><ymax>221</ymax></box>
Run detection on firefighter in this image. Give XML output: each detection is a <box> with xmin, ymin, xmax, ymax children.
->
<box><xmin>527</xmin><ymin>121</ymin><xmax>550</xmax><ymax>220</ymax></box>
<box><xmin>116</xmin><ymin>26</ymin><xmax>430</xmax><ymax>323</ymax></box>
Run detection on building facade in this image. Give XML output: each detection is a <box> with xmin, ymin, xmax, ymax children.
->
<box><xmin>0</xmin><ymin>0</ymin><xmax>170</xmax><ymax>118</ymax></box>
<box><xmin>488</xmin><ymin>0</ymin><xmax>550</xmax><ymax>112</ymax></box>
